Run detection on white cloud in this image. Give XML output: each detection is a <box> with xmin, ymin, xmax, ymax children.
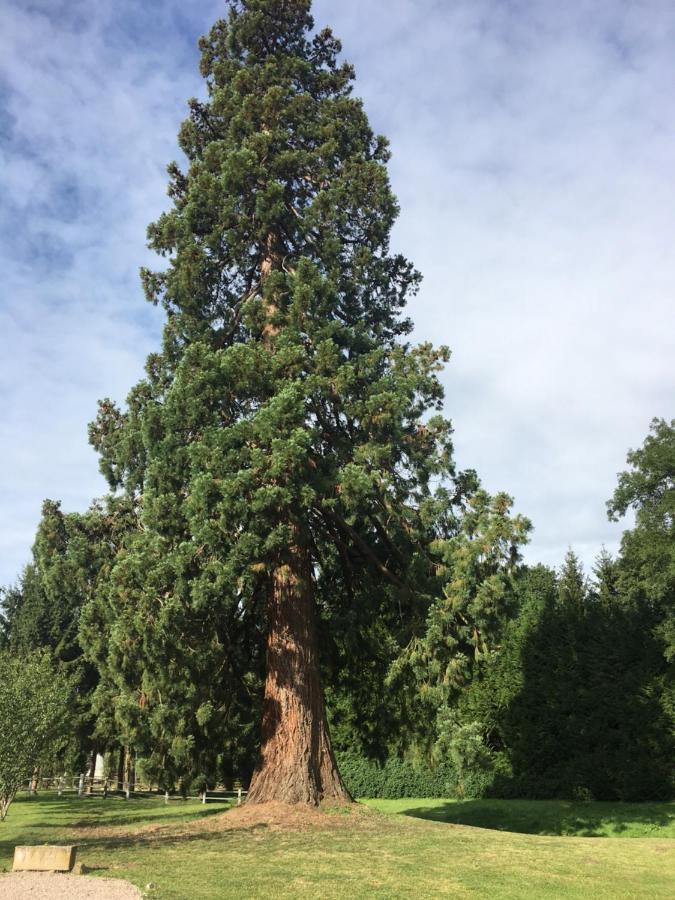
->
<box><xmin>313</xmin><ymin>0</ymin><xmax>675</xmax><ymax>570</ymax></box>
<box><xmin>1</xmin><ymin>0</ymin><xmax>674</xmax><ymax>584</ymax></box>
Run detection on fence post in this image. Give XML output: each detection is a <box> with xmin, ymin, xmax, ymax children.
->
<box><xmin>58</xmin><ymin>775</ymin><xmax>64</xmax><ymax>797</ymax></box>
<box><xmin>125</xmin><ymin>781</ymin><xmax>131</xmax><ymax>801</ymax></box>
<box><xmin>237</xmin><ymin>787</ymin><xmax>242</xmax><ymax>806</ymax></box>
<box><xmin>164</xmin><ymin>790</ymin><xmax>169</xmax><ymax>805</ymax></box>
<box><xmin>28</xmin><ymin>769</ymin><xmax>39</xmax><ymax>797</ymax></box>
<box><xmin>78</xmin><ymin>773</ymin><xmax>85</xmax><ymax>798</ymax></box>
<box><xmin>201</xmin><ymin>790</ymin><xmax>206</xmax><ymax>805</ymax></box>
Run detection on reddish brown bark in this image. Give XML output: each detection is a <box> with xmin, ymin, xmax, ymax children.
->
<box><xmin>248</xmin><ymin>233</ymin><xmax>349</xmax><ymax>805</ymax></box>
<box><xmin>247</xmin><ymin>547</ymin><xmax>352</xmax><ymax>805</ymax></box>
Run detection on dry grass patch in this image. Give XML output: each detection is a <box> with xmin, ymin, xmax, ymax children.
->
<box><xmin>70</xmin><ymin>798</ymin><xmax>377</xmax><ymax>842</ymax></box>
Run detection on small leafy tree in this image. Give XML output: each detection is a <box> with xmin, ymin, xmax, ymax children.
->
<box><xmin>607</xmin><ymin>417</ymin><xmax>675</xmax><ymax>759</ymax></box>
<box><xmin>608</xmin><ymin>418</ymin><xmax>675</xmax><ymax>661</ymax></box>
<box><xmin>0</xmin><ymin>651</ymin><xmax>72</xmax><ymax>820</ymax></box>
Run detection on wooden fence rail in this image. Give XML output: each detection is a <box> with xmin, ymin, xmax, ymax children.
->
<box><xmin>23</xmin><ymin>775</ymin><xmax>247</xmax><ymax>805</ymax></box>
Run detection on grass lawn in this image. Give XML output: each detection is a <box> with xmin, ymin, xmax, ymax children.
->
<box><xmin>364</xmin><ymin>797</ymin><xmax>675</xmax><ymax>838</ymax></box>
<box><xmin>0</xmin><ymin>793</ymin><xmax>673</xmax><ymax>898</ymax></box>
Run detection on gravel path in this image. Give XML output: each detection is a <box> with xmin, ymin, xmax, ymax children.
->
<box><xmin>0</xmin><ymin>872</ymin><xmax>142</xmax><ymax>898</ymax></box>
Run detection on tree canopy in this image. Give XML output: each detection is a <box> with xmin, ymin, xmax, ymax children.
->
<box><xmin>0</xmin><ymin>651</ymin><xmax>72</xmax><ymax>820</ymax></box>
<box><xmin>83</xmin><ymin>0</ymin><xmax>473</xmax><ymax>803</ymax></box>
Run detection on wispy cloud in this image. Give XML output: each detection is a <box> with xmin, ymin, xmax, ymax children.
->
<box><xmin>1</xmin><ymin>0</ymin><xmax>674</xmax><ymax>584</ymax></box>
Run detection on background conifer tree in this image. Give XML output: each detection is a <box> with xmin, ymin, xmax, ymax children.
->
<box><xmin>388</xmin><ymin>490</ymin><xmax>530</xmax><ymax>758</ymax></box>
<box><xmin>1</xmin><ymin>500</ymin><xmax>104</xmax><ymax>771</ymax></box>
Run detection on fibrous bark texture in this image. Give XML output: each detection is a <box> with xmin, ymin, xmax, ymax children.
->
<box><xmin>247</xmin><ymin>549</ymin><xmax>352</xmax><ymax>805</ymax></box>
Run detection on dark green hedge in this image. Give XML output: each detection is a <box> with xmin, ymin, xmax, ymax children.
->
<box><xmin>336</xmin><ymin>754</ymin><xmax>493</xmax><ymax>799</ymax></box>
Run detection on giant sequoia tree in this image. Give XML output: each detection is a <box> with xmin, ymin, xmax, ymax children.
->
<box><xmin>88</xmin><ymin>0</ymin><xmax>466</xmax><ymax>804</ymax></box>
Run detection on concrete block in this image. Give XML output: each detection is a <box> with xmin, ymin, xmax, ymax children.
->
<box><xmin>12</xmin><ymin>845</ymin><xmax>77</xmax><ymax>872</ymax></box>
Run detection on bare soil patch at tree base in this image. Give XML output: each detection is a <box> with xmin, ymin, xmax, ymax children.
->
<box><xmin>200</xmin><ymin>800</ymin><xmax>375</xmax><ymax>832</ymax></box>
<box><xmin>72</xmin><ymin>799</ymin><xmax>381</xmax><ymax>841</ymax></box>
<box><xmin>0</xmin><ymin>872</ymin><xmax>142</xmax><ymax>899</ymax></box>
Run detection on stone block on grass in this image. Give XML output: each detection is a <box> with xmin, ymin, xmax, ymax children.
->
<box><xmin>12</xmin><ymin>845</ymin><xmax>77</xmax><ymax>872</ymax></box>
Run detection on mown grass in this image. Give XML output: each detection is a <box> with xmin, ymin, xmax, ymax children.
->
<box><xmin>364</xmin><ymin>797</ymin><xmax>675</xmax><ymax>838</ymax></box>
<box><xmin>1</xmin><ymin>794</ymin><xmax>673</xmax><ymax>898</ymax></box>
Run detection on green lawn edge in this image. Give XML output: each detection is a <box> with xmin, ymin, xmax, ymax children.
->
<box><xmin>1</xmin><ymin>795</ymin><xmax>673</xmax><ymax>899</ymax></box>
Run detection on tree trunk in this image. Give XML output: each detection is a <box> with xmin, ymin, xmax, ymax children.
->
<box><xmin>86</xmin><ymin>744</ymin><xmax>97</xmax><ymax>793</ymax></box>
<box><xmin>124</xmin><ymin>746</ymin><xmax>135</xmax><ymax>794</ymax></box>
<box><xmin>116</xmin><ymin>746</ymin><xmax>125</xmax><ymax>792</ymax></box>
<box><xmin>247</xmin><ymin>547</ymin><xmax>352</xmax><ymax>805</ymax></box>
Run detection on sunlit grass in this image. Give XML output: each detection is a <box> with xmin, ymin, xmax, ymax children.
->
<box><xmin>1</xmin><ymin>794</ymin><xmax>673</xmax><ymax>898</ymax></box>
<box><xmin>364</xmin><ymin>797</ymin><xmax>675</xmax><ymax>838</ymax></box>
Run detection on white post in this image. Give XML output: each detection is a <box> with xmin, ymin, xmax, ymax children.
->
<box><xmin>237</xmin><ymin>787</ymin><xmax>242</xmax><ymax>806</ymax></box>
<box><xmin>58</xmin><ymin>775</ymin><xmax>64</xmax><ymax>797</ymax></box>
<box><xmin>78</xmin><ymin>773</ymin><xmax>85</xmax><ymax>798</ymax></box>
<box><xmin>201</xmin><ymin>790</ymin><xmax>206</xmax><ymax>805</ymax></box>
<box><xmin>164</xmin><ymin>790</ymin><xmax>169</xmax><ymax>805</ymax></box>
<box><xmin>125</xmin><ymin>781</ymin><xmax>131</xmax><ymax>801</ymax></box>
<box><xmin>28</xmin><ymin>768</ymin><xmax>39</xmax><ymax>797</ymax></box>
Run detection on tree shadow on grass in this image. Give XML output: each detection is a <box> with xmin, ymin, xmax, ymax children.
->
<box><xmin>0</xmin><ymin>800</ymin><xmax>233</xmax><ymax>866</ymax></box>
<box><xmin>397</xmin><ymin>800</ymin><xmax>675</xmax><ymax>837</ymax></box>
<box><xmin>2</xmin><ymin>809</ymin><xmax>229</xmax><ymax>834</ymax></box>
<box><xmin>65</xmin><ymin>805</ymin><xmax>230</xmax><ymax>830</ymax></box>
<box><xmin>64</xmin><ymin>822</ymin><xmax>274</xmax><ymax>857</ymax></box>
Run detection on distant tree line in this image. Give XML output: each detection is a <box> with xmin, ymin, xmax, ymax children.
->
<box><xmin>333</xmin><ymin>418</ymin><xmax>674</xmax><ymax>800</ymax></box>
<box><xmin>2</xmin><ymin>418</ymin><xmax>673</xmax><ymax>800</ymax></box>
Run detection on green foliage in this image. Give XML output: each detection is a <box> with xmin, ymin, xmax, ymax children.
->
<box><xmin>608</xmin><ymin>417</ymin><xmax>675</xmax><ymax>537</ymax></box>
<box><xmin>5</xmin><ymin>501</ymin><xmax>86</xmax><ymax>658</ymax></box>
<box><xmin>456</xmin><ymin>557</ymin><xmax>674</xmax><ymax>801</ymax></box>
<box><xmin>0</xmin><ymin>585</ymin><xmax>21</xmax><ymax>649</ymax></box>
<box><xmin>336</xmin><ymin>754</ymin><xmax>455</xmax><ymax>799</ymax></box>
<box><xmin>81</xmin><ymin>0</ymin><xmax>470</xmax><ymax>785</ymax></box>
<box><xmin>0</xmin><ymin>500</ymin><xmax>120</xmax><ymax>768</ymax></box>
<box><xmin>0</xmin><ymin>651</ymin><xmax>72</xmax><ymax>820</ymax></box>
<box><xmin>608</xmin><ymin>417</ymin><xmax>675</xmax><ymax>721</ymax></box>
<box><xmin>446</xmin><ymin>722</ymin><xmax>495</xmax><ymax>799</ymax></box>
<box><xmin>388</xmin><ymin>490</ymin><xmax>530</xmax><ymax>756</ymax></box>
<box><xmin>335</xmin><ymin>751</ymin><xmax>495</xmax><ymax>800</ymax></box>
<box><xmin>557</xmin><ymin>548</ymin><xmax>587</xmax><ymax>609</ymax></box>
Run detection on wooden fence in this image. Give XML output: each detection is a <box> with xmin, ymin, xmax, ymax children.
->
<box><xmin>23</xmin><ymin>775</ymin><xmax>246</xmax><ymax>805</ymax></box>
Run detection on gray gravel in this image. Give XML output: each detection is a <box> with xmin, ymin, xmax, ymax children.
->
<box><xmin>0</xmin><ymin>872</ymin><xmax>142</xmax><ymax>898</ymax></box>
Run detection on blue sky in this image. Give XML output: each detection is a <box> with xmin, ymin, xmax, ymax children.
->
<box><xmin>1</xmin><ymin>0</ymin><xmax>674</xmax><ymax>586</ymax></box>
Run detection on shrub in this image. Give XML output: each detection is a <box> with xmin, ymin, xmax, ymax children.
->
<box><xmin>337</xmin><ymin>754</ymin><xmax>486</xmax><ymax>799</ymax></box>
<box><xmin>447</xmin><ymin>722</ymin><xmax>495</xmax><ymax>799</ymax></box>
